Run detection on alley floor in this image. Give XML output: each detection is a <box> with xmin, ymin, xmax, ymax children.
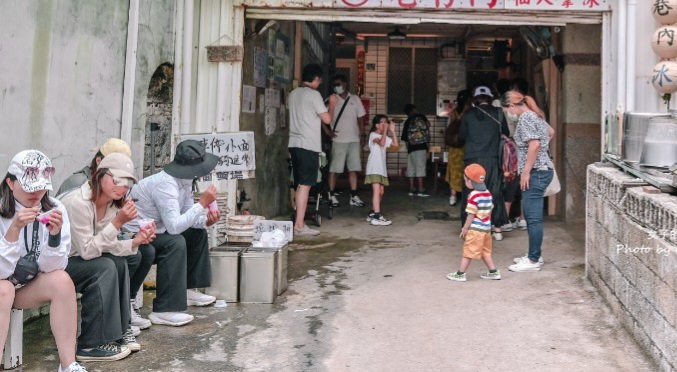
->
<box><xmin>18</xmin><ymin>179</ymin><xmax>654</xmax><ymax>372</ymax></box>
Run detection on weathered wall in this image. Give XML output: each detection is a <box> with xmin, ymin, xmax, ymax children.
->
<box><xmin>587</xmin><ymin>164</ymin><xmax>677</xmax><ymax>372</ymax></box>
<box><xmin>130</xmin><ymin>0</ymin><xmax>176</xmax><ymax>177</ymax></box>
<box><xmin>561</xmin><ymin>24</ymin><xmax>602</xmax><ymax>221</ymax></box>
<box><xmin>0</xmin><ymin>0</ymin><xmax>175</xmax><ymax>185</ymax></box>
<box><xmin>0</xmin><ymin>0</ymin><xmax>129</xmax><ymax>185</ymax></box>
<box><xmin>238</xmin><ymin>22</ymin><xmax>296</xmax><ymax>219</ymax></box>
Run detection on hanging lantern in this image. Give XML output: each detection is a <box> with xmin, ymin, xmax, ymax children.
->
<box><xmin>653</xmin><ymin>0</ymin><xmax>677</xmax><ymax>25</ymax></box>
<box><xmin>652</xmin><ymin>26</ymin><xmax>677</xmax><ymax>59</ymax></box>
<box><xmin>652</xmin><ymin>61</ymin><xmax>677</xmax><ymax>94</ymax></box>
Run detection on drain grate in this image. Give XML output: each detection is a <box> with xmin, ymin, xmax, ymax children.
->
<box><xmin>417</xmin><ymin>211</ymin><xmax>454</xmax><ymax>221</ymax></box>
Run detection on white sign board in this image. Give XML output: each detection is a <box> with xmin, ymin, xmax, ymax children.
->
<box><xmin>181</xmin><ymin>132</ymin><xmax>256</xmax><ymax>181</ymax></box>
<box><xmin>253</xmin><ymin>220</ymin><xmax>294</xmax><ymax>242</ymax></box>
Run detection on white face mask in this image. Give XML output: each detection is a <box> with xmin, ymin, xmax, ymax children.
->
<box><xmin>506</xmin><ymin>106</ymin><xmax>519</xmax><ymax>122</ymax></box>
<box><xmin>334</xmin><ymin>85</ymin><xmax>345</xmax><ymax>95</ymax></box>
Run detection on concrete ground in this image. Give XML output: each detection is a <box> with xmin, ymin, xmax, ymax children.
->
<box><xmin>18</xmin><ymin>179</ymin><xmax>654</xmax><ymax>372</ymax></box>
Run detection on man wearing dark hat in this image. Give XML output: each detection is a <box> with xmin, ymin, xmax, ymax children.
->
<box><xmin>126</xmin><ymin>140</ymin><xmax>220</xmax><ymax>326</ymax></box>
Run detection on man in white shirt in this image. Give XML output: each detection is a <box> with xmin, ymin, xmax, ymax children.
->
<box><xmin>288</xmin><ymin>63</ymin><xmax>332</xmax><ymax>236</ymax></box>
<box><xmin>127</xmin><ymin>140</ymin><xmax>220</xmax><ymax>326</ymax></box>
<box><xmin>326</xmin><ymin>73</ymin><xmax>367</xmax><ymax>208</ymax></box>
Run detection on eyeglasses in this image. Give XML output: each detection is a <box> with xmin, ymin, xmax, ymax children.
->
<box><xmin>24</xmin><ymin>166</ymin><xmax>56</xmax><ymax>179</ymax></box>
<box><xmin>105</xmin><ymin>172</ymin><xmax>134</xmax><ymax>188</ymax></box>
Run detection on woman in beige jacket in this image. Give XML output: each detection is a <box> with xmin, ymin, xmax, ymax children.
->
<box><xmin>61</xmin><ymin>153</ymin><xmax>155</xmax><ymax>362</ymax></box>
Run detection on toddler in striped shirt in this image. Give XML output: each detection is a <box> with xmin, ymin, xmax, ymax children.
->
<box><xmin>447</xmin><ymin>164</ymin><xmax>501</xmax><ymax>282</ymax></box>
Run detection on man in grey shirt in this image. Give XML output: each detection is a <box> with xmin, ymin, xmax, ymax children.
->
<box><xmin>288</xmin><ymin>63</ymin><xmax>332</xmax><ymax>236</ymax></box>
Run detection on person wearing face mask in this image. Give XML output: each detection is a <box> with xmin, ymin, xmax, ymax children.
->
<box><xmin>0</xmin><ymin>150</ymin><xmax>87</xmax><ymax>372</ymax></box>
<box><xmin>324</xmin><ymin>73</ymin><xmax>367</xmax><ymax>208</ymax></box>
<box><xmin>458</xmin><ymin>86</ymin><xmax>510</xmax><ymax>241</ymax></box>
<box><xmin>125</xmin><ymin>140</ymin><xmax>220</xmax><ymax>326</ymax></box>
<box><xmin>501</xmin><ymin>90</ymin><xmax>555</xmax><ymax>273</ymax></box>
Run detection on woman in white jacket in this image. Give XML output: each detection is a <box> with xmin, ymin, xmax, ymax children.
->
<box><xmin>0</xmin><ymin>150</ymin><xmax>85</xmax><ymax>372</ymax></box>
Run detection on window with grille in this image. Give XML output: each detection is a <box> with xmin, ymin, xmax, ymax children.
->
<box><xmin>387</xmin><ymin>47</ymin><xmax>438</xmax><ymax>116</ymax></box>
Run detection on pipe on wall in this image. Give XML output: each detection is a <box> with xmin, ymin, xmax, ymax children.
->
<box><xmin>626</xmin><ymin>0</ymin><xmax>637</xmax><ymax>112</ymax></box>
<box><xmin>121</xmin><ymin>0</ymin><xmax>140</xmax><ymax>145</ymax></box>
<box><xmin>616</xmin><ymin>0</ymin><xmax>626</xmax><ymax>114</ymax></box>
<box><xmin>171</xmin><ymin>0</ymin><xmax>185</xmax><ymax>157</ymax></box>
<box><xmin>181</xmin><ymin>0</ymin><xmax>195</xmax><ymax>134</ymax></box>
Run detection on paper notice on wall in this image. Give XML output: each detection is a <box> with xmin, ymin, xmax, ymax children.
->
<box><xmin>242</xmin><ymin>85</ymin><xmax>256</xmax><ymax>113</ymax></box>
<box><xmin>258</xmin><ymin>95</ymin><xmax>265</xmax><ymax>113</ymax></box>
<box><xmin>265</xmin><ymin>88</ymin><xmax>280</xmax><ymax>108</ymax></box>
<box><xmin>265</xmin><ymin>107</ymin><xmax>277</xmax><ymax>136</ymax></box>
<box><xmin>279</xmin><ymin>104</ymin><xmax>286</xmax><ymax>128</ymax></box>
<box><xmin>253</xmin><ymin>47</ymin><xmax>267</xmax><ymax>88</ymax></box>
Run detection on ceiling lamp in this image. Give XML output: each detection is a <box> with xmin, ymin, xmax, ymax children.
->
<box><xmin>387</xmin><ymin>26</ymin><xmax>407</xmax><ymax>40</ymax></box>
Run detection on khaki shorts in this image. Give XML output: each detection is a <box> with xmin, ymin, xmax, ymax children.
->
<box><xmin>330</xmin><ymin>142</ymin><xmax>362</xmax><ymax>173</ymax></box>
<box><xmin>463</xmin><ymin>230</ymin><xmax>493</xmax><ymax>259</ymax></box>
<box><xmin>406</xmin><ymin>149</ymin><xmax>427</xmax><ymax>178</ymax></box>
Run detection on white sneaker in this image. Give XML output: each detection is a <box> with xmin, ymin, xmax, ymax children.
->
<box><xmin>130</xmin><ymin>325</ymin><xmax>140</xmax><ymax>337</ymax></box>
<box><xmin>329</xmin><ymin>195</ymin><xmax>340</xmax><ymax>207</ymax></box>
<box><xmin>513</xmin><ymin>255</ymin><xmax>544</xmax><ymax>265</ymax></box>
<box><xmin>130</xmin><ymin>299</ymin><xmax>151</xmax><ymax>330</ymax></box>
<box><xmin>492</xmin><ymin>232</ymin><xmax>504</xmax><ymax>241</ymax></box>
<box><xmin>349</xmin><ymin>195</ymin><xmax>365</xmax><ymax>207</ymax></box>
<box><xmin>59</xmin><ymin>362</ymin><xmax>88</xmax><ymax>372</ymax></box>
<box><xmin>514</xmin><ymin>218</ymin><xmax>527</xmax><ymax>230</ymax></box>
<box><xmin>370</xmin><ymin>214</ymin><xmax>392</xmax><ymax>226</ymax></box>
<box><xmin>148</xmin><ymin>312</ymin><xmax>194</xmax><ymax>326</ymax></box>
<box><xmin>509</xmin><ymin>259</ymin><xmax>542</xmax><ymax>272</ymax></box>
<box><xmin>500</xmin><ymin>222</ymin><xmax>514</xmax><ymax>232</ymax></box>
<box><xmin>187</xmin><ymin>289</ymin><xmax>216</xmax><ymax>306</ymax></box>
<box><xmin>449</xmin><ymin>195</ymin><xmax>457</xmax><ymax>206</ymax></box>
<box><xmin>294</xmin><ymin>225</ymin><xmax>321</xmax><ymax>236</ymax></box>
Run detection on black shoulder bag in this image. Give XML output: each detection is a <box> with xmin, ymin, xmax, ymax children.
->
<box><xmin>9</xmin><ymin>221</ymin><xmax>41</xmax><ymax>288</ymax></box>
<box><xmin>322</xmin><ymin>95</ymin><xmax>351</xmax><ymax>152</ymax></box>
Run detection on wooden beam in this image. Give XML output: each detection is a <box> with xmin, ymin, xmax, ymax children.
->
<box><xmin>294</xmin><ymin>22</ymin><xmax>302</xmax><ymax>84</ymax></box>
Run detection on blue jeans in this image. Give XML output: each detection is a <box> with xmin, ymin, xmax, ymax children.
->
<box><xmin>523</xmin><ymin>169</ymin><xmax>553</xmax><ymax>262</ymax></box>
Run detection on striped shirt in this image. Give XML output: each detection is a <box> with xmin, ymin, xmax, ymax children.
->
<box><xmin>466</xmin><ymin>190</ymin><xmax>493</xmax><ymax>232</ymax></box>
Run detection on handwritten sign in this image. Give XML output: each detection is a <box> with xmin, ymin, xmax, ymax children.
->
<box><xmin>181</xmin><ymin>132</ymin><xmax>256</xmax><ymax>180</ymax></box>
<box><xmin>253</xmin><ymin>220</ymin><xmax>294</xmax><ymax>242</ymax></box>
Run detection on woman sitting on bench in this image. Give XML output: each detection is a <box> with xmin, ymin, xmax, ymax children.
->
<box><xmin>0</xmin><ymin>150</ymin><xmax>86</xmax><ymax>372</ymax></box>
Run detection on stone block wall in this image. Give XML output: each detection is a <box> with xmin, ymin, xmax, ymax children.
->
<box><xmin>587</xmin><ymin>164</ymin><xmax>677</xmax><ymax>372</ymax></box>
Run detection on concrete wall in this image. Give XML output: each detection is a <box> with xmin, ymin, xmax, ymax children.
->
<box><xmin>131</xmin><ymin>0</ymin><xmax>177</xmax><ymax>177</ymax></box>
<box><xmin>0</xmin><ymin>0</ymin><xmax>175</xmax><ymax>185</ymax></box>
<box><xmin>0</xmin><ymin>0</ymin><xmax>129</xmax><ymax>185</ymax></box>
<box><xmin>587</xmin><ymin>164</ymin><xmax>677</xmax><ymax>372</ymax></box>
<box><xmin>238</xmin><ymin>22</ymin><xmax>296</xmax><ymax>219</ymax></box>
<box><xmin>561</xmin><ymin>24</ymin><xmax>602</xmax><ymax>221</ymax></box>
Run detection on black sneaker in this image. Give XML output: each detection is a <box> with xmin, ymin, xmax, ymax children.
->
<box><xmin>417</xmin><ymin>189</ymin><xmax>431</xmax><ymax>197</ymax></box>
<box><xmin>408</xmin><ymin>189</ymin><xmax>418</xmax><ymax>196</ymax></box>
<box><xmin>119</xmin><ymin>328</ymin><xmax>141</xmax><ymax>352</ymax></box>
<box><xmin>76</xmin><ymin>342</ymin><xmax>131</xmax><ymax>362</ymax></box>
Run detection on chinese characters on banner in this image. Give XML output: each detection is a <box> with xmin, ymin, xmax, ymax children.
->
<box><xmin>334</xmin><ymin>0</ymin><xmax>608</xmax><ymax>10</ymax></box>
<box><xmin>181</xmin><ymin>132</ymin><xmax>256</xmax><ymax>181</ymax></box>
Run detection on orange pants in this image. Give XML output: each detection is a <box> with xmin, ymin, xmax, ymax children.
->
<box><xmin>463</xmin><ymin>230</ymin><xmax>493</xmax><ymax>259</ymax></box>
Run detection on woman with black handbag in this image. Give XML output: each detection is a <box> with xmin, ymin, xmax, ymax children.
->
<box><xmin>458</xmin><ymin>86</ymin><xmax>511</xmax><ymax>240</ymax></box>
<box><xmin>0</xmin><ymin>150</ymin><xmax>86</xmax><ymax>372</ymax></box>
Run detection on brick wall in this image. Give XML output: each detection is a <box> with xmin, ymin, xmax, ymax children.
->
<box><xmin>587</xmin><ymin>164</ymin><xmax>677</xmax><ymax>372</ymax></box>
